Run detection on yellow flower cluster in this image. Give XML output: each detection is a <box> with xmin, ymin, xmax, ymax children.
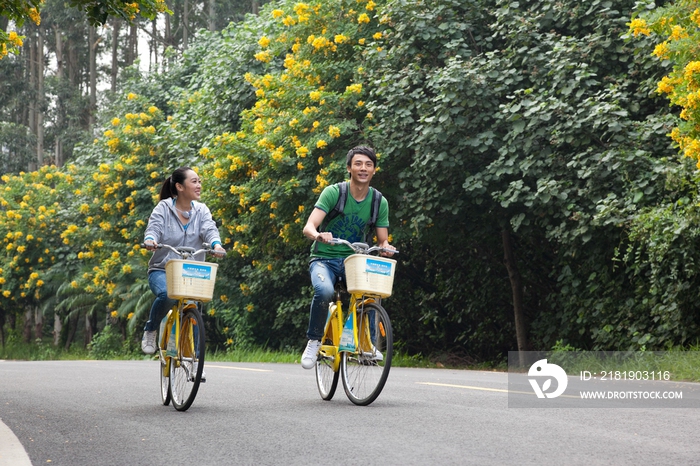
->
<box><xmin>258</xmin><ymin>36</ymin><xmax>271</xmax><ymax>48</ymax></box>
<box><xmin>294</xmin><ymin>3</ymin><xmax>311</xmax><ymax>22</ymax></box>
<box><xmin>8</xmin><ymin>31</ymin><xmax>23</xmax><ymax>47</ymax></box>
<box><xmin>28</xmin><ymin>8</ymin><xmax>40</xmax><ymax>25</ymax></box>
<box><xmin>629</xmin><ymin>18</ymin><xmax>651</xmax><ymax>37</ymax></box>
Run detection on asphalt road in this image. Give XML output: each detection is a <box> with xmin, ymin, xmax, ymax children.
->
<box><xmin>1</xmin><ymin>360</ymin><xmax>699</xmax><ymax>465</ymax></box>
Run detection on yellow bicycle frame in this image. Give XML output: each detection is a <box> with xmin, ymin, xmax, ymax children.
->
<box><xmin>159</xmin><ymin>301</ymin><xmax>197</xmax><ymax>377</ymax></box>
<box><xmin>319</xmin><ymin>294</ymin><xmax>376</xmax><ymax>372</ymax></box>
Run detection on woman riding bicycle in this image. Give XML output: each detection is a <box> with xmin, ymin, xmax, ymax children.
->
<box><xmin>141</xmin><ymin>166</ymin><xmax>225</xmax><ymax>355</ymax></box>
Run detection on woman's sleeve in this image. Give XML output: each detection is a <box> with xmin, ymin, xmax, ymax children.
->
<box><xmin>199</xmin><ymin>203</ymin><xmax>222</xmax><ymax>246</ymax></box>
<box><xmin>144</xmin><ymin>201</ymin><xmax>166</xmax><ymax>243</ymax></box>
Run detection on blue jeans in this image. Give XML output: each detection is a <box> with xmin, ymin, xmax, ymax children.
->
<box><xmin>144</xmin><ymin>270</ymin><xmax>176</xmax><ymax>332</ymax></box>
<box><xmin>307</xmin><ymin>258</ymin><xmax>345</xmax><ymax>341</ymax></box>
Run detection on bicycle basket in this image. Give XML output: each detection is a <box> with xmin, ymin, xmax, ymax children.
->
<box><xmin>344</xmin><ymin>254</ymin><xmax>396</xmax><ymax>298</ymax></box>
<box><xmin>165</xmin><ymin>259</ymin><xmax>218</xmax><ymax>302</ymax></box>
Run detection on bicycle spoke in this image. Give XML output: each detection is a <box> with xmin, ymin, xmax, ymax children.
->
<box><xmin>170</xmin><ymin>307</ymin><xmax>205</xmax><ymax>411</ymax></box>
<box><xmin>341</xmin><ymin>303</ymin><xmax>393</xmax><ymax>406</ymax></box>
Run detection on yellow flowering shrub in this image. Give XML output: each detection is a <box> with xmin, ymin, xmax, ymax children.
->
<box><xmin>631</xmin><ymin>1</ymin><xmax>700</xmax><ymax>166</ymax></box>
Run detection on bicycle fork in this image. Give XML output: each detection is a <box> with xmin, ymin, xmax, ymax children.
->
<box><xmin>319</xmin><ymin>289</ymin><xmax>346</xmax><ymax>372</ymax></box>
<box><xmin>159</xmin><ymin>308</ymin><xmax>178</xmax><ymax>377</ymax></box>
<box><xmin>159</xmin><ymin>302</ymin><xmax>199</xmax><ymax>377</ymax></box>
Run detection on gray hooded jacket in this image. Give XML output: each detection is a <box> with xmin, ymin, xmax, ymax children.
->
<box><xmin>143</xmin><ymin>198</ymin><xmax>222</xmax><ymax>273</ymax></box>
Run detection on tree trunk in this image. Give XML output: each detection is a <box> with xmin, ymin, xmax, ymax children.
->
<box><xmin>67</xmin><ymin>37</ymin><xmax>78</xmax><ymax>86</ymax></box>
<box><xmin>208</xmin><ymin>0</ymin><xmax>216</xmax><ymax>31</ymax></box>
<box><xmin>54</xmin><ymin>25</ymin><xmax>64</xmax><ymax>166</ymax></box>
<box><xmin>34</xmin><ymin>306</ymin><xmax>43</xmax><ymax>341</ymax></box>
<box><xmin>164</xmin><ymin>5</ymin><xmax>171</xmax><ymax>65</ymax></box>
<box><xmin>183</xmin><ymin>0</ymin><xmax>189</xmax><ymax>50</ymax></box>
<box><xmin>23</xmin><ymin>308</ymin><xmax>33</xmax><ymax>343</ymax></box>
<box><xmin>28</xmin><ymin>30</ymin><xmax>36</xmax><ymax>171</ymax></box>
<box><xmin>36</xmin><ymin>26</ymin><xmax>44</xmax><ymax>167</ymax></box>
<box><xmin>125</xmin><ymin>22</ymin><xmax>137</xmax><ymax>66</ymax></box>
<box><xmin>132</xmin><ymin>23</ymin><xmax>138</xmax><ymax>64</ymax></box>
<box><xmin>111</xmin><ymin>18</ymin><xmax>121</xmax><ymax>93</ymax></box>
<box><xmin>164</xmin><ymin>9</ymin><xmax>171</xmax><ymax>45</ymax></box>
<box><xmin>89</xmin><ymin>26</ymin><xmax>97</xmax><ymax>130</ymax></box>
<box><xmin>64</xmin><ymin>314</ymin><xmax>78</xmax><ymax>350</ymax></box>
<box><xmin>251</xmin><ymin>0</ymin><xmax>259</xmax><ymax>15</ymax></box>
<box><xmin>0</xmin><ymin>309</ymin><xmax>5</xmax><ymax>348</ymax></box>
<box><xmin>151</xmin><ymin>19</ymin><xmax>158</xmax><ymax>70</ymax></box>
<box><xmin>85</xmin><ymin>312</ymin><xmax>97</xmax><ymax>346</ymax></box>
<box><xmin>53</xmin><ymin>313</ymin><xmax>62</xmax><ymax>346</ymax></box>
<box><xmin>502</xmin><ymin>227</ymin><xmax>528</xmax><ymax>366</ymax></box>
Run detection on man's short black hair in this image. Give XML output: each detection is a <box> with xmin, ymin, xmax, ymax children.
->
<box><xmin>346</xmin><ymin>145</ymin><xmax>377</xmax><ymax>167</ymax></box>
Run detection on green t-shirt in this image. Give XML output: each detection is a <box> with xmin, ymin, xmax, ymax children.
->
<box><xmin>310</xmin><ymin>183</ymin><xmax>390</xmax><ymax>259</ymax></box>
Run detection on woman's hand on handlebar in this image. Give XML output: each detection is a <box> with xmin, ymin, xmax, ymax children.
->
<box><xmin>212</xmin><ymin>244</ymin><xmax>226</xmax><ymax>258</ymax></box>
<box><xmin>143</xmin><ymin>240</ymin><xmax>158</xmax><ymax>251</ymax></box>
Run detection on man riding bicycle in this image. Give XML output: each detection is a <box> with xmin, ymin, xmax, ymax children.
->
<box><xmin>301</xmin><ymin>145</ymin><xmax>395</xmax><ymax>369</ymax></box>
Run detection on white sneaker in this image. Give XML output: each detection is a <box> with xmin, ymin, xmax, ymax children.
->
<box><xmin>363</xmin><ymin>346</ymin><xmax>383</xmax><ymax>362</ymax></box>
<box><xmin>301</xmin><ymin>340</ymin><xmax>322</xmax><ymax>369</ymax></box>
<box><xmin>190</xmin><ymin>361</ymin><xmax>206</xmax><ymax>383</ymax></box>
<box><xmin>141</xmin><ymin>330</ymin><xmax>157</xmax><ymax>354</ymax></box>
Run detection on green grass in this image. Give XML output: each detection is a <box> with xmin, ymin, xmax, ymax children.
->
<box><xmin>2</xmin><ymin>337</ymin><xmax>498</xmax><ymax>370</ymax></box>
<box><xmin>207</xmin><ymin>347</ymin><xmax>299</xmax><ymax>364</ymax></box>
<box><xmin>0</xmin><ymin>339</ymin><xmax>91</xmax><ymax>361</ymax></box>
<box><xmin>544</xmin><ymin>346</ymin><xmax>700</xmax><ymax>383</ymax></box>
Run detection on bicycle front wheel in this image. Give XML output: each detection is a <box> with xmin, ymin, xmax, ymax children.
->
<box><xmin>160</xmin><ymin>356</ymin><xmax>171</xmax><ymax>406</ymax></box>
<box><xmin>341</xmin><ymin>302</ymin><xmax>393</xmax><ymax>406</ymax></box>
<box><xmin>316</xmin><ymin>349</ymin><xmax>339</xmax><ymax>400</ymax></box>
<box><xmin>170</xmin><ymin>306</ymin><xmax>205</xmax><ymax>411</ymax></box>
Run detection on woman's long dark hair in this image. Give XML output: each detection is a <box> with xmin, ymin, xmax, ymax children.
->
<box><xmin>159</xmin><ymin>166</ymin><xmax>193</xmax><ymax>200</ymax></box>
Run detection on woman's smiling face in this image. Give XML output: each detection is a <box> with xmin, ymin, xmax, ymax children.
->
<box><xmin>177</xmin><ymin>170</ymin><xmax>202</xmax><ymax>201</ymax></box>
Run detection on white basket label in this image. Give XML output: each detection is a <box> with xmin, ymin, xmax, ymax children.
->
<box><xmin>365</xmin><ymin>258</ymin><xmax>392</xmax><ymax>276</ymax></box>
<box><xmin>182</xmin><ymin>263</ymin><xmax>212</xmax><ymax>280</ymax></box>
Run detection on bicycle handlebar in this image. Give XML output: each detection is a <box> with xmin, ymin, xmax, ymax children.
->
<box><xmin>328</xmin><ymin>238</ymin><xmax>399</xmax><ymax>255</ymax></box>
<box><xmin>140</xmin><ymin>242</ymin><xmax>225</xmax><ymax>259</ymax></box>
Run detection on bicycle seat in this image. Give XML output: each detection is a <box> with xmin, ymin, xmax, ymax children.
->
<box><xmin>334</xmin><ymin>276</ymin><xmax>347</xmax><ymax>293</ymax></box>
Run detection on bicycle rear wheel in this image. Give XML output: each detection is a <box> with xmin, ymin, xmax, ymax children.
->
<box><xmin>341</xmin><ymin>302</ymin><xmax>393</xmax><ymax>406</ymax></box>
<box><xmin>170</xmin><ymin>306</ymin><xmax>205</xmax><ymax>411</ymax></box>
<box><xmin>316</xmin><ymin>348</ymin><xmax>339</xmax><ymax>400</ymax></box>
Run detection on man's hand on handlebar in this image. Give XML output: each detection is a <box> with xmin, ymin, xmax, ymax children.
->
<box><xmin>315</xmin><ymin>232</ymin><xmax>333</xmax><ymax>244</ymax></box>
<box><xmin>143</xmin><ymin>239</ymin><xmax>158</xmax><ymax>251</ymax></box>
<box><xmin>379</xmin><ymin>244</ymin><xmax>396</xmax><ymax>258</ymax></box>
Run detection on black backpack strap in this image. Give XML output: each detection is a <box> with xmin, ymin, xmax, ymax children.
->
<box><xmin>362</xmin><ymin>187</ymin><xmax>382</xmax><ymax>243</ymax></box>
<box><xmin>368</xmin><ymin>187</ymin><xmax>382</xmax><ymax>229</ymax></box>
<box><xmin>313</xmin><ymin>182</ymin><xmax>348</xmax><ymax>253</ymax></box>
<box><xmin>320</xmin><ymin>181</ymin><xmax>348</xmax><ymax>232</ymax></box>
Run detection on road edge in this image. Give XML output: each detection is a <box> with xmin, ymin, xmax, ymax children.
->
<box><xmin>0</xmin><ymin>418</ymin><xmax>32</xmax><ymax>466</ymax></box>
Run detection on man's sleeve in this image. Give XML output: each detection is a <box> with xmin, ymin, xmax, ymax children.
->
<box><xmin>315</xmin><ymin>184</ymin><xmax>339</xmax><ymax>214</ymax></box>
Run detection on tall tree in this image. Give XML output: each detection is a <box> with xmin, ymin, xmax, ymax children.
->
<box><xmin>36</xmin><ymin>24</ymin><xmax>44</xmax><ymax>166</ymax></box>
<box><xmin>88</xmin><ymin>25</ymin><xmax>96</xmax><ymax>129</ymax></box>
<box><xmin>110</xmin><ymin>17</ymin><xmax>120</xmax><ymax>92</ymax></box>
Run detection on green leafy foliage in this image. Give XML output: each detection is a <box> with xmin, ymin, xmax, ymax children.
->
<box><xmin>5</xmin><ymin>0</ymin><xmax>700</xmax><ymax>363</ymax></box>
